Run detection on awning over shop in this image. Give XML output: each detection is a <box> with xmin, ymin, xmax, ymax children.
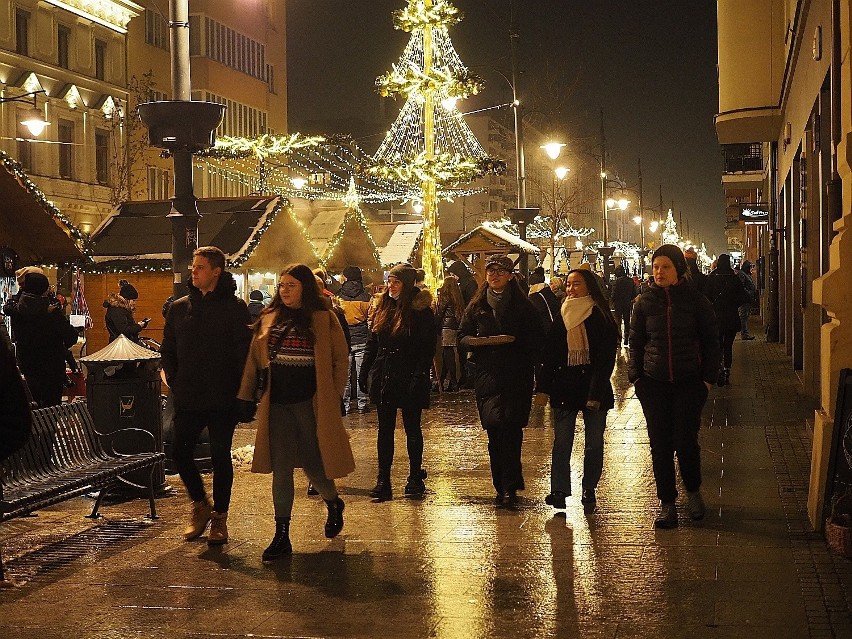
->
<box><xmin>0</xmin><ymin>151</ymin><xmax>89</xmax><ymax>266</ymax></box>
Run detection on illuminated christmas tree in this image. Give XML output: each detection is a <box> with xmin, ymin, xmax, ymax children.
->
<box><xmin>371</xmin><ymin>0</ymin><xmax>496</xmax><ymax>289</ymax></box>
<box><xmin>661</xmin><ymin>208</ymin><xmax>679</xmax><ymax>246</ymax></box>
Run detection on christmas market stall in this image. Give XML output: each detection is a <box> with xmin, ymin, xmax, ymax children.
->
<box><xmin>0</xmin><ymin>150</ymin><xmax>90</xmax><ymax>317</ymax></box>
<box><xmin>84</xmin><ymin>196</ymin><xmax>319</xmax><ymax>352</ymax></box>
<box><xmin>442</xmin><ymin>222</ymin><xmax>540</xmax><ymax>284</ymax></box>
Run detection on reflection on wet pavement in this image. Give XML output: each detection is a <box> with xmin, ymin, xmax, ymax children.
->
<box><xmin>1</xmin><ymin>335</ymin><xmax>850</xmax><ymax>638</ymax></box>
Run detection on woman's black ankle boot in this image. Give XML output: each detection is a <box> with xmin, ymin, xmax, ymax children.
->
<box><xmin>262</xmin><ymin>517</ymin><xmax>292</xmax><ymax>562</ymax></box>
<box><xmin>370</xmin><ymin>471</ymin><xmax>392</xmax><ymax>501</ymax></box>
<box><xmin>324</xmin><ymin>497</ymin><xmax>345</xmax><ymax>538</ymax></box>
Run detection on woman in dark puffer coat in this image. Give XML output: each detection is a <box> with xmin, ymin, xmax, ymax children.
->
<box><xmin>458</xmin><ymin>255</ymin><xmax>543</xmax><ymax>507</ymax></box>
<box><xmin>629</xmin><ymin>244</ymin><xmax>719</xmax><ymax>529</ymax></box>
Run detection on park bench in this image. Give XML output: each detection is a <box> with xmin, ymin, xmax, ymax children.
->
<box><xmin>0</xmin><ymin>400</ymin><xmax>165</xmax><ymax>582</ymax></box>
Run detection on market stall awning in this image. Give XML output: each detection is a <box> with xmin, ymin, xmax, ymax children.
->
<box><xmin>88</xmin><ymin>196</ymin><xmax>292</xmax><ymax>270</ymax></box>
<box><xmin>0</xmin><ymin>151</ymin><xmax>89</xmax><ymax>265</ymax></box>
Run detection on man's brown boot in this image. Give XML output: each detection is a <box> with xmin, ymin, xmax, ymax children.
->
<box><xmin>208</xmin><ymin>511</ymin><xmax>229</xmax><ymax>545</ymax></box>
<box><xmin>183</xmin><ymin>499</ymin><xmax>212</xmax><ymax>541</ymax></box>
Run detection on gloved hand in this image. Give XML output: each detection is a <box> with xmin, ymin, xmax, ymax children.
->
<box><xmin>236</xmin><ymin>399</ymin><xmax>258</xmax><ymax>423</ymax></box>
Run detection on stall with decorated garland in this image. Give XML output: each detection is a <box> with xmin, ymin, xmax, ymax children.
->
<box><xmin>83</xmin><ymin>196</ymin><xmax>320</xmax><ymax>353</ymax></box>
<box><xmin>442</xmin><ymin>222</ymin><xmax>540</xmax><ymax>284</ymax></box>
<box><xmin>0</xmin><ymin>150</ymin><xmax>91</xmax><ymax>337</ymax></box>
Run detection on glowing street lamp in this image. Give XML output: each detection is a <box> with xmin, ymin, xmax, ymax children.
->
<box><xmin>541</xmin><ymin>141</ymin><xmax>566</xmax><ymax>160</ymax></box>
<box><xmin>554</xmin><ymin>166</ymin><xmax>570</xmax><ymax>180</ymax></box>
<box><xmin>0</xmin><ymin>90</ymin><xmax>49</xmax><ymax>137</ymax></box>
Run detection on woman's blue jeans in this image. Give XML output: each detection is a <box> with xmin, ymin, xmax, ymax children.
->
<box><xmin>550</xmin><ymin>406</ymin><xmax>607</xmax><ymax>496</ymax></box>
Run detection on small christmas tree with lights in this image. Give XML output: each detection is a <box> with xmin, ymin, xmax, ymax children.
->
<box><xmin>371</xmin><ymin>0</ymin><xmax>496</xmax><ymax>288</ymax></box>
<box><xmin>661</xmin><ymin>209</ymin><xmax>679</xmax><ymax>246</ymax></box>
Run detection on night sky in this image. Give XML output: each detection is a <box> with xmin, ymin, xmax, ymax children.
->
<box><xmin>286</xmin><ymin>1</ymin><xmax>726</xmax><ymax>254</ymax></box>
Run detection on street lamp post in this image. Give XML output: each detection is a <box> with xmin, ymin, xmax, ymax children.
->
<box><xmin>0</xmin><ymin>90</ymin><xmax>49</xmax><ymax>137</ymax></box>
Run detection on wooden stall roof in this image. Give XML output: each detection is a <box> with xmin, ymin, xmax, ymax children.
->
<box><xmin>90</xmin><ymin>197</ymin><xmax>282</xmax><ymax>264</ymax></box>
<box><xmin>442</xmin><ymin>222</ymin><xmax>541</xmax><ymax>256</ymax></box>
<box><xmin>0</xmin><ymin>150</ymin><xmax>88</xmax><ymax>265</ymax></box>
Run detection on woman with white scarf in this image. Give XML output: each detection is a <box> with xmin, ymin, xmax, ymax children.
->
<box><xmin>537</xmin><ymin>268</ymin><xmax>618</xmax><ymax>511</ymax></box>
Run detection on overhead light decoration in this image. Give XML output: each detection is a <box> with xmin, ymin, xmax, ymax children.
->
<box><xmin>197</xmin><ymin>133</ymin><xmax>327</xmax><ymax>161</ymax></box>
<box><xmin>372</xmin><ymin>0</ymin><xmax>505</xmax><ymax>290</ymax></box>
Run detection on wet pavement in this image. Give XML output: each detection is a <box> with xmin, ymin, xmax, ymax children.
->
<box><xmin>2</xmin><ymin>320</ymin><xmax>852</xmax><ymax>638</ymax></box>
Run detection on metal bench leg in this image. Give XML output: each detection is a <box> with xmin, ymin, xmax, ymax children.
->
<box><xmin>87</xmin><ymin>486</ymin><xmax>109</xmax><ymax>519</ymax></box>
<box><xmin>147</xmin><ymin>466</ymin><xmax>158</xmax><ymax>520</ymax></box>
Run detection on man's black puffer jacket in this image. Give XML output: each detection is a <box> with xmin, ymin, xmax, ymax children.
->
<box><xmin>160</xmin><ymin>272</ymin><xmax>252</xmax><ymax>412</ymax></box>
<box><xmin>628</xmin><ymin>281</ymin><xmax>720</xmax><ymax>385</ymax></box>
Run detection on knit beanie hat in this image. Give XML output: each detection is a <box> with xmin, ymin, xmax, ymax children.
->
<box><xmin>651</xmin><ymin>244</ymin><xmax>688</xmax><ymax>279</ymax></box>
<box><xmin>388</xmin><ymin>263</ymin><xmax>417</xmax><ymax>288</ymax></box>
<box><xmin>119</xmin><ymin>280</ymin><xmax>138</xmax><ymax>300</ymax></box>
<box><xmin>342</xmin><ymin>265</ymin><xmax>362</xmax><ymax>281</ymax></box>
<box><xmin>23</xmin><ymin>272</ymin><xmax>50</xmax><ymax>296</ymax></box>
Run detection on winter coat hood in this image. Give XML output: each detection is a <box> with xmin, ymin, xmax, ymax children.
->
<box><xmin>338</xmin><ymin>279</ymin><xmax>369</xmax><ymax>301</ymax></box>
<box><xmin>103</xmin><ymin>292</ymin><xmax>133</xmax><ymax>310</ymax></box>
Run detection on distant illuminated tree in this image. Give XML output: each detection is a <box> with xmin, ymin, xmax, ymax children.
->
<box><xmin>661</xmin><ymin>208</ymin><xmax>679</xmax><ymax>245</ymax></box>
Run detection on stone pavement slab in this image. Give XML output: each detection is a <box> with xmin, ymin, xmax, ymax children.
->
<box><xmin>1</xmin><ymin>325</ymin><xmax>851</xmax><ymax>638</ymax></box>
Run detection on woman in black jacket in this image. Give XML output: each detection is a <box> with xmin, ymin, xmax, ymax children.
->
<box><xmin>360</xmin><ymin>263</ymin><xmax>436</xmax><ymax>501</ymax></box>
<box><xmin>538</xmin><ymin>269</ymin><xmax>618</xmax><ymax>511</ymax></box>
<box><xmin>704</xmin><ymin>254</ymin><xmax>749</xmax><ymax>386</ymax></box>
<box><xmin>103</xmin><ymin>280</ymin><xmax>149</xmax><ymax>342</ymax></box>
<box><xmin>458</xmin><ymin>255</ymin><xmax>543</xmax><ymax>507</ymax></box>
<box><xmin>629</xmin><ymin>244</ymin><xmax>720</xmax><ymax>529</ymax></box>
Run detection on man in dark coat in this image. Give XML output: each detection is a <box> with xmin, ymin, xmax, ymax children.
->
<box><xmin>8</xmin><ymin>272</ymin><xmax>78</xmax><ymax>407</ymax></box>
<box><xmin>735</xmin><ymin>260</ymin><xmax>757</xmax><ymax>340</ymax></box>
<box><xmin>704</xmin><ymin>254</ymin><xmax>750</xmax><ymax>386</ymax></box>
<box><xmin>446</xmin><ymin>259</ymin><xmax>478</xmax><ymax>307</ymax></box>
<box><xmin>161</xmin><ymin>246</ymin><xmax>252</xmax><ymax>546</ymax></box>
<box><xmin>684</xmin><ymin>246</ymin><xmax>707</xmax><ymax>297</ymax></box>
<box><xmin>610</xmin><ymin>266</ymin><xmax>637</xmax><ymax>346</ymax></box>
<box><xmin>446</xmin><ymin>259</ymin><xmax>478</xmax><ymax>387</ymax></box>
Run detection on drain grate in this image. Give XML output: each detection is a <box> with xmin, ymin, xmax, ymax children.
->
<box><xmin>4</xmin><ymin>519</ymin><xmax>154</xmax><ymax>585</ymax></box>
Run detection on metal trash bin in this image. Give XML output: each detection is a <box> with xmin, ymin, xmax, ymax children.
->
<box><xmin>80</xmin><ymin>336</ymin><xmax>165</xmax><ymax>492</ymax></box>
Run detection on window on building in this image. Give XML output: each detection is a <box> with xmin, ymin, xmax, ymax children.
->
<box><xmin>95</xmin><ymin>130</ymin><xmax>110</xmax><ymax>184</ymax></box>
<box><xmin>189</xmin><ymin>15</ymin><xmax>201</xmax><ymax>56</ymax></box>
<box><xmin>144</xmin><ymin>9</ymin><xmax>168</xmax><ymax>49</ymax></box>
<box><xmin>58</xmin><ymin>120</ymin><xmax>74</xmax><ymax>179</ymax></box>
<box><xmin>94</xmin><ymin>39</ymin><xmax>106</xmax><ymax>80</ymax></box>
<box><xmin>16</xmin><ymin>9</ymin><xmax>29</xmax><ymax>55</ymax></box>
<box><xmin>58</xmin><ymin>25</ymin><xmax>71</xmax><ymax>68</ymax></box>
<box><xmin>16</xmin><ymin>120</ymin><xmax>33</xmax><ymax>170</ymax></box>
<box><xmin>147</xmin><ymin>166</ymin><xmax>171</xmax><ymax>200</ymax></box>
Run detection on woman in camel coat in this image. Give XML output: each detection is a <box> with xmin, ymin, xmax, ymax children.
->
<box><xmin>238</xmin><ymin>264</ymin><xmax>354</xmax><ymax>561</ymax></box>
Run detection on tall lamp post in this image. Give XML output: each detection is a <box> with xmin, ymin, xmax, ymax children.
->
<box><xmin>138</xmin><ymin>0</ymin><xmax>224</xmax><ymax>297</ymax></box>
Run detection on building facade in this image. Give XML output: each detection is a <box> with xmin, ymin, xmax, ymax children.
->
<box><xmin>715</xmin><ymin>0</ymin><xmax>850</xmax><ymax>527</ymax></box>
<box><xmin>126</xmin><ymin>0</ymin><xmax>287</xmax><ymax>202</ymax></box>
<box><xmin>0</xmin><ymin>0</ymin><xmax>142</xmax><ymax>234</ymax></box>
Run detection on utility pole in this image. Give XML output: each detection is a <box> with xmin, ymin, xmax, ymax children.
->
<box><xmin>638</xmin><ymin>158</ymin><xmax>646</xmax><ymax>272</ymax></box>
<box><xmin>509</xmin><ymin>0</ymin><xmax>529</xmax><ymax>278</ymax></box>
<box><xmin>598</xmin><ymin>108</ymin><xmax>614</xmax><ymax>281</ymax></box>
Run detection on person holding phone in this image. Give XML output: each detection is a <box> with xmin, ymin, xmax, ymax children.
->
<box><xmin>103</xmin><ymin>280</ymin><xmax>148</xmax><ymax>343</ymax></box>
<box><xmin>458</xmin><ymin>255</ymin><xmax>543</xmax><ymax>507</ymax></box>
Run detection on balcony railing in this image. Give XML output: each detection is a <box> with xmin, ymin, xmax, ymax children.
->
<box><xmin>722</xmin><ymin>143</ymin><xmax>763</xmax><ymax>173</ymax></box>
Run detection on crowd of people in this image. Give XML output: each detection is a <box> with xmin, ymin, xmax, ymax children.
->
<box><xmin>0</xmin><ymin>241</ymin><xmax>758</xmax><ymax>561</ymax></box>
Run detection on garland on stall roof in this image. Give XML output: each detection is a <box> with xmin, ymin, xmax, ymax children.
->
<box><xmin>320</xmin><ymin>179</ymin><xmax>383</xmax><ymax>267</ymax></box>
<box><xmin>83</xmin><ymin>260</ymin><xmax>173</xmax><ymax>274</ymax></box>
<box><xmin>393</xmin><ymin>0</ymin><xmax>462</xmax><ymax>32</ymax></box>
<box><xmin>0</xmin><ymin>150</ymin><xmax>93</xmax><ymax>263</ymax></box>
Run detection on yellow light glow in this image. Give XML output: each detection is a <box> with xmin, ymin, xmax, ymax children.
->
<box><xmin>44</xmin><ymin>0</ymin><xmax>141</xmax><ymax>34</ymax></box>
<box><xmin>291</xmin><ymin>177</ymin><xmax>307</xmax><ymax>190</ymax></box>
<box><xmin>617</xmin><ymin>198</ymin><xmax>629</xmax><ymax>210</ymax></box>
<box><xmin>441</xmin><ymin>96</ymin><xmax>458</xmax><ymax>110</ymax></box>
<box><xmin>649</xmin><ymin>221</ymin><xmax>659</xmax><ymax>232</ymax></box>
<box><xmin>541</xmin><ymin>142</ymin><xmax>565</xmax><ymax>160</ymax></box>
<box><xmin>633</xmin><ymin>215</ymin><xmax>642</xmax><ymax>225</ymax></box>
<box><xmin>554</xmin><ymin>166</ymin><xmax>570</xmax><ymax>180</ymax></box>
<box><xmin>20</xmin><ymin>108</ymin><xmax>49</xmax><ymax>137</ymax></box>
<box><xmin>412</xmin><ymin>201</ymin><xmax>424</xmax><ymax>215</ymax></box>
<box><xmin>575</xmin><ymin>240</ymin><xmax>584</xmax><ymax>250</ymax></box>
